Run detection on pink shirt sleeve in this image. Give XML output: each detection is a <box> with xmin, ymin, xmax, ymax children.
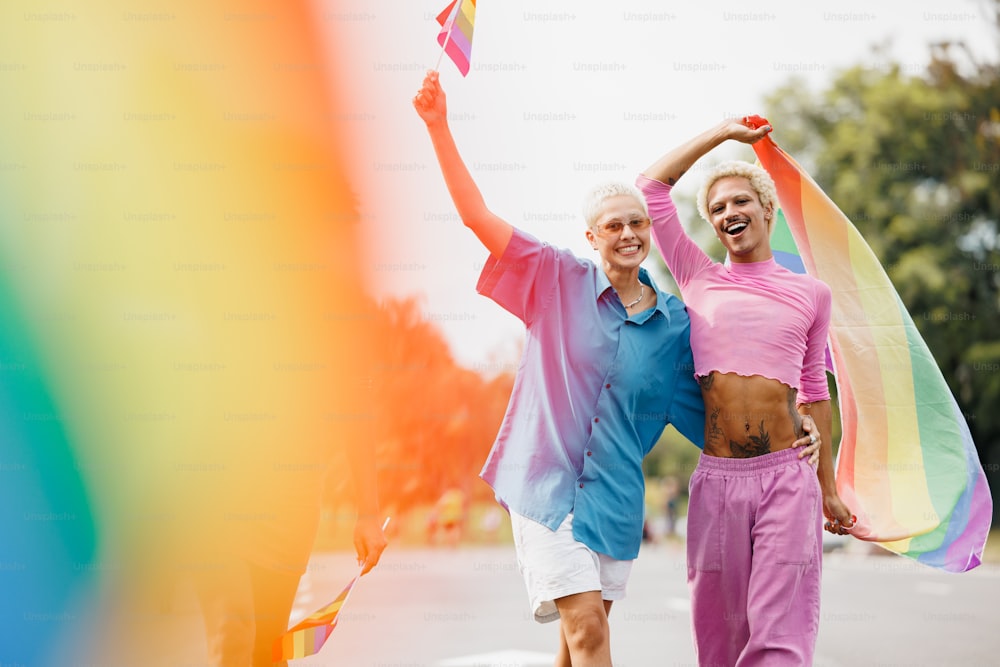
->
<box><xmin>476</xmin><ymin>228</ymin><xmax>558</xmax><ymax>327</ymax></box>
<box><xmin>635</xmin><ymin>174</ymin><xmax>713</xmax><ymax>289</ymax></box>
<box><xmin>798</xmin><ymin>280</ymin><xmax>832</xmax><ymax>404</ymax></box>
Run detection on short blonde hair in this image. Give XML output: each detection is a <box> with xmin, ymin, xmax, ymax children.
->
<box><xmin>696</xmin><ymin>161</ymin><xmax>778</xmax><ymax>226</ymax></box>
<box><xmin>582</xmin><ymin>182</ymin><xmax>649</xmax><ymax>228</ymax></box>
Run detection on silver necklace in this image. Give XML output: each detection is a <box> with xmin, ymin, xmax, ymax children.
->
<box><xmin>622</xmin><ymin>283</ymin><xmax>644</xmax><ymax>309</ymax></box>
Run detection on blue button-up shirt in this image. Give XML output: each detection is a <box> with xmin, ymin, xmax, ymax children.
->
<box><xmin>477</xmin><ymin>229</ymin><xmax>705</xmax><ymax>560</ymax></box>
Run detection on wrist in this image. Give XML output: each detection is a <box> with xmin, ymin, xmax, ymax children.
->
<box><xmin>425</xmin><ymin>114</ymin><xmax>449</xmax><ymax>131</ymax></box>
<box><xmin>818</xmin><ymin>477</ymin><xmax>838</xmax><ymax>496</ymax></box>
<box><xmin>697</xmin><ymin>121</ymin><xmax>732</xmax><ymax>152</ymax></box>
<box><xmin>716</xmin><ymin>119</ymin><xmax>739</xmax><ymax>142</ymax></box>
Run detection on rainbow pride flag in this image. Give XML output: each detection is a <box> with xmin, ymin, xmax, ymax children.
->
<box><xmin>748</xmin><ymin>117</ymin><xmax>992</xmax><ymax>572</ymax></box>
<box><xmin>436</xmin><ymin>0</ymin><xmax>477</xmax><ymax>76</ymax></box>
<box><xmin>2</xmin><ymin>1</ymin><xmax>384</xmax><ymax>663</ymax></box>
<box><xmin>273</xmin><ymin>573</ymin><xmax>359</xmax><ymax>661</ymax></box>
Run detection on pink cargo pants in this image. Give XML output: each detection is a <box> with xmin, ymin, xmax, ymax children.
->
<box><xmin>686</xmin><ymin>447</ymin><xmax>823</xmax><ymax>667</ymax></box>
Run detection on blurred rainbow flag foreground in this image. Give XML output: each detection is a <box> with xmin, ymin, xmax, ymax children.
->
<box><xmin>436</xmin><ymin>0</ymin><xmax>477</xmax><ymax>76</ymax></box>
<box><xmin>273</xmin><ymin>572</ymin><xmax>359</xmax><ymax>661</ymax></box>
<box><xmin>2</xmin><ymin>1</ymin><xmax>384</xmax><ymax>664</ymax></box>
<box><xmin>748</xmin><ymin>116</ymin><xmax>992</xmax><ymax>572</ymax></box>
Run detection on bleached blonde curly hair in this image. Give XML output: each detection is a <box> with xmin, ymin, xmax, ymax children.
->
<box><xmin>582</xmin><ymin>182</ymin><xmax>649</xmax><ymax>228</ymax></box>
<box><xmin>696</xmin><ymin>161</ymin><xmax>778</xmax><ymax>230</ymax></box>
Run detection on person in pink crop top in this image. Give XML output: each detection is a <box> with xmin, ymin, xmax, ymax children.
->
<box><xmin>639</xmin><ymin>118</ymin><xmax>854</xmax><ymax>667</ymax></box>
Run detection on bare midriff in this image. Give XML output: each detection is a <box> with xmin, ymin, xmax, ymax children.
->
<box><xmin>697</xmin><ymin>371</ymin><xmax>805</xmax><ymax>458</ymax></box>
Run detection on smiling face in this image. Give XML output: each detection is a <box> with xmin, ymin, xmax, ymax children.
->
<box><xmin>585</xmin><ymin>194</ymin><xmax>651</xmax><ymax>271</ymax></box>
<box><xmin>706</xmin><ymin>176</ymin><xmax>774</xmax><ymax>263</ymax></box>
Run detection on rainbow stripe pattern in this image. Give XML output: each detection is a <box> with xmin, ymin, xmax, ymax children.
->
<box><xmin>436</xmin><ymin>0</ymin><xmax>477</xmax><ymax>76</ymax></box>
<box><xmin>2</xmin><ymin>1</ymin><xmax>379</xmax><ymax>663</ymax></box>
<box><xmin>749</xmin><ymin>117</ymin><xmax>992</xmax><ymax>572</ymax></box>
<box><xmin>273</xmin><ymin>574</ymin><xmax>358</xmax><ymax>661</ymax></box>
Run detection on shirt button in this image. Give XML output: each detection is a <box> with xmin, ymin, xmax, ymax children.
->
<box><xmin>594</xmin><ymin>417</ymin><xmax>600</xmax><ymax>423</ymax></box>
<box><xmin>605</xmin><ymin>383</ymin><xmax>611</xmax><ymax>389</ymax></box>
<box><xmin>587</xmin><ymin>451</ymin><xmax>592</xmax><ymax>457</ymax></box>
<box><xmin>579</xmin><ymin>483</ymin><xmax>584</xmax><ymax>488</ymax></box>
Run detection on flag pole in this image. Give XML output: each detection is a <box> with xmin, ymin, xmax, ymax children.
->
<box><xmin>434</xmin><ymin>0</ymin><xmax>463</xmax><ymax>72</ymax></box>
<box><xmin>434</xmin><ymin>42</ymin><xmax>448</xmax><ymax>72</ymax></box>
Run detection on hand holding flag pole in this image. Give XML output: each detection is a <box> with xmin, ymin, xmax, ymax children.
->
<box><xmin>273</xmin><ymin>517</ymin><xmax>391</xmax><ymax>661</ymax></box>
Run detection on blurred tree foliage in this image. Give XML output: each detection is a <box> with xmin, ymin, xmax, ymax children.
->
<box><xmin>761</xmin><ymin>24</ymin><xmax>1000</xmax><ymax>519</ymax></box>
<box><xmin>324</xmin><ymin>296</ymin><xmax>513</xmax><ymax>523</ymax></box>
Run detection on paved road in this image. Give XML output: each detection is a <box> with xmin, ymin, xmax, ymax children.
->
<box><xmin>287</xmin><ymin>542</ymin><xmax>1000</xmax><ymax>667</ymax></box>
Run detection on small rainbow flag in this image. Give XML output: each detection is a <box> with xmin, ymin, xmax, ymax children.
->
<box><xmin>747</xmin><ymin>116</ymin><xmax>992</xmax><ymax>572</ymax></box>
<box><xmin>436</xmin><ymin>0</ymin><xmax>477</xmax><ymax>76</ymax></box>
<box><xmin>273</xmin><ymin>574</ymin><xmax>359</xmax><ymax>661</ymax></box>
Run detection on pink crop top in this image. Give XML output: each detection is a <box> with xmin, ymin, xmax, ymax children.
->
<box><xmin>637</xmin><ymin>175</ymin><xmax>832</xmax><ymax>404</ymax></box>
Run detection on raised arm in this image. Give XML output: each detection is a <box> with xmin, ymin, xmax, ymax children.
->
<box><xmin>641</xmin><ymin>118</ymin><xmax>772</xmax><ymax>186</ymax></box>
<box><xmin>413</xmin><ymin>71</ymin><xmax>513</xmax><ymax>258</ymax></box>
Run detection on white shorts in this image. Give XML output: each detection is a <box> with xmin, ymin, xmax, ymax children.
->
<box><xmin>510</xmin><ymin>511</ymin><xmax>633</xmax><ymax>624</ymax></box>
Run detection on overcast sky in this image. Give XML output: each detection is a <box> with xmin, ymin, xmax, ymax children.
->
<box><xmin>317</xmin><ymin>0</ymin><xmax>998</xmax><ymax>371</ymax></box>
